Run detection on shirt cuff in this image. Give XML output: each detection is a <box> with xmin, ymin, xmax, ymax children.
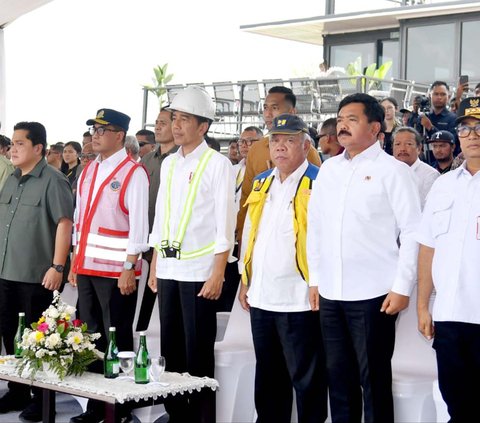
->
<box><xmin>415</xmin><ymin>233</ymin><xmax>435</xmax><ymax>249</ymax></box>
<box><xmin>126</xmin><ymin>242</ymin><xmax>150</xmax><ymax>256</ymax></box>
<box><xmin>391</xmin><ymin>278</ymin><xmax>415</xmax><ymax>297</ymax></box>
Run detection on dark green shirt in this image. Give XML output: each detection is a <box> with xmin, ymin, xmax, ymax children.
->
<box><xmin>141</xmin><ymin>144</ymin><xmax>179</xmax><ymax>232</ymax></box>
<box><xmin>0</xmin><ymin>159</ymin><xmax>74</xmax><ymax>283</ymax></box>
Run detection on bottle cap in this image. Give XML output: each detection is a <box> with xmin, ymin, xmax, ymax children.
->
<box><xmin>19</xmin><ymin>312</ymin><xmax>25</xmax><ymax>316</ymax></box>
<box><xmin>139</xmin><ymin>331</ymin><xmax>146</xmax><ymax>336</ymax></box>
<box><xmin>109</xmin><ymin>327</ymin><xmax>116</xmax><ymax>331</ymax></box>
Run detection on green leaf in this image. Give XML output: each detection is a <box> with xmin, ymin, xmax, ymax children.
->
<box><xmin>364</xmin><ymin>62</ymin><xmax>377</xmax><ymax>78</ymax></box>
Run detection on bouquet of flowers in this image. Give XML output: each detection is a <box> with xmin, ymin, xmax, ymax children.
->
<box><xmin>16</xmin><ymin>290</ymin><xmax>101</xmax><ymax>380</ymax></box>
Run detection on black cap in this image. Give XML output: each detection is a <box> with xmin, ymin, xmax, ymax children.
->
<box><xmin>86</xmin><ymin>109</ymin><xmax>130</xmax><ymax>132</ymax></box>
<box><xmin>428</xmin><ymin>130</ymin><xmax>454</xmax><ymax>144</ymax></box>
<box><xmin>456</xmin><ymin>97</ymin><xmax>480</xmax><ymax>124</ymax></box>
<box><xmin>268</xmin><ymin>114</ymin><xmax>309</xmax><ymax>136</ymax></box>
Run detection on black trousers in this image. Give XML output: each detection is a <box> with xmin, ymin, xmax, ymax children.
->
<box><xmin>0</xmin><ymin>278</ymin><xmax>53</xmax><ymax>399</ymax></box>
<box><xmin>320</xmin><ymin>295</ymin><xmax>397</xmax><ymax>423</ymax></box>
<box><xmin>76</xmin><ymin>275</ymin><xmax>137</xmax><ymax>356</ymax></box>
<box><xmin>135</xmin><ymin>249</ymin><xmax>157</xmax><ymax>331</ymax></box>
<box><xmin>158</xmin><ymin>278</ymin><xmax>217</xmax><ymax>423</ymax></box>
<box><xmin>250</xmin><ymin>307</ymin><xmax>328</xmax><ymax>423</ymax></box>
<box><xmin>433</xmin><ymin>321</ymin><xmax>480</xmax><ymax>423</ymax></box>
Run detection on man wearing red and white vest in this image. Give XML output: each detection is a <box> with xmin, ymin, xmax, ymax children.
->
<box><xmin>69</xmin><ymin>108</ymin><xmax>149</xmax><ymax>423</ymax></box>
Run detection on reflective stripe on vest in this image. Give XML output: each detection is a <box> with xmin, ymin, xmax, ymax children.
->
<box><xmin>155</xmin><ymin>148</ymin><xmax>215</xmax><ymax>260</ymax></box>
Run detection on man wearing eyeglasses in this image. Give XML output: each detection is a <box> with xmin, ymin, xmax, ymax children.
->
<box><xmin>417</xmin><ymin>97</ymin><xmax>480</xmax><ymax>422</ymax></box>
<box><xmin>69</xmin><ymin>108</ymin><xmax>149</xmax><ymax>423</ymax></box>
<box><xmin>233</xmin><ymin>126</ymin><xmax>263</xmax><ymax>208</ymax></box>
<box><xmin>318</xmin><ymin>117</ymin><xmax>343</xmax><ymax>160</ymax></box>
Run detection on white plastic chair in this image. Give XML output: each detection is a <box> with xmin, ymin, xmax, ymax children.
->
<box><xmin>392</xmin><ymin>289</ymin><xmax>438</xmax><ymax>422</ymax></box>
<box><xmin>214</xmin><ymin>288</ymin><xmax>256</xmax><ymax>423</ymax></box>
<box><xmin>432</xmin><ymin>379</ymin><xmax>450</xmax><ymax>422</ymax></box>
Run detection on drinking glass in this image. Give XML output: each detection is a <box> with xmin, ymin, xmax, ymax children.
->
<box><xmin>118</xmin><ymin>351</ymin><xmax>135</xmax><ymax>380</ymax></box>
<box><xmin>149</xmin><ymin>356</ymin><xmax>166</xmax><ymax>382</ymax></box>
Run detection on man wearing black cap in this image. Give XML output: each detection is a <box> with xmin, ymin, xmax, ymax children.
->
<box><xmin>428</xmin><ymin>130</ymin><xmax>455</xmax><ymax>174</ymax></box>
<box><xmin>69</xmin><ymin>109</ymin><xmax>149</xmax><ymax>423</ymax></box>
<box><xmin>417</xmin><ymin>97</ymin><xmax>480</xmax><ymax>422</ymax></box>
<box><xmin>239</xmin><ymin>114</ymin><xmax>327</xmax><ymax>423</ymax></box>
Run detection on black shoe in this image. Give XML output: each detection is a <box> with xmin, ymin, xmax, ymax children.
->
<box><xmin>19</xmin><ymin>401</ymin><xmax>43</xmax><ymax>423</ymax></box>
<box><xmin>69</xmin><ymin>409</ymin><xmax>104</xmax><ymax>423</ymax></box>
<box><xmin>0</xmin><ymin>390</ymin><xmax>31</xmax><ymax>413</ymax></box>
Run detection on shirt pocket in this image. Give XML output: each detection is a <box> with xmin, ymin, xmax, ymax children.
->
<box><xmin>431</xmin><ymin>197</ymin><xmax>453</xmax><ymax>238</ymax></box>
<box><xmin>0</xmin><ymin>192</ymin><xmax>12</xmax><ymax>221</ymax></box>
<box><xmin>17</xmin><ymin>193</ymin><xmax>42</xmax><ymax>222</ymax></box>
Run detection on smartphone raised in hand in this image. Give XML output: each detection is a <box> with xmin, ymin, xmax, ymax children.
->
<box><xmin>459</xmin><ymin>75</ymin><xmax>469</xmax><ymax>85</ymax></box>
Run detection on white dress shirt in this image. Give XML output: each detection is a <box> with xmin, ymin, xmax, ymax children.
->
<box><xmin>149</xmin><ymin>141</ymin><xmax>236</xmax><ymax>282</ymax></box>
<box><xmin>416</xmin><ymin>163</ymin><xmax>480</xmax><ymax>324</ymax></box>
<box><xmin>411</xmin><ymin>158</ymin><xmax>440</xmax><ymax>209</ymax></box>
<box><xmin>307</xmin><ymin>142</ymin><xmax>421</xmax><ymax>301</ymax></box>
<box><xmin>240</xmin><ymin>160</ymin><xmax>311</xmax><ymax>312</ymax></box>
<box><xmin>74</xmin><ymin>148</ymin><xmax>149</xmax><ymax>255</ymax></box>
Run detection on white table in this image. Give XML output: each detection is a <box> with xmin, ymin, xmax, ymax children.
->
<box><xmin>0</xmin><ymin>363</ymin><xmax>218</xmax><ymax>422</ymax></box>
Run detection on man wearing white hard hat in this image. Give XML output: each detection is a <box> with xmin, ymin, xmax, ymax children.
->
<box><xmin>148</xmin><ymin>85</ymin><xmax>235</xmax><ymax>423</ymax></box>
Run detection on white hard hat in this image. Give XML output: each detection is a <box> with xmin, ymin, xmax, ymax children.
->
<box><xmin>168</xmin><ymin>85</ymin><xmax>215</xmax><ymax>120</ymax></box>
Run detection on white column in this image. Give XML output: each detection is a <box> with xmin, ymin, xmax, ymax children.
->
<box><xmin>0</xmin><ymin>28</ymin><xmax>5</xmax><ymax>133</ymax></box>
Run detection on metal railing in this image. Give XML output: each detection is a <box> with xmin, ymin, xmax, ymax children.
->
<box><xmin>141</xmin><ymin>76</ymin><xmax>433</xmax><ymax>138</ymax></box>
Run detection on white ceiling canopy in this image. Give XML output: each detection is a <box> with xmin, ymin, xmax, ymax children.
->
<box><xmin>0</xmin><ymin>0</ymin><xmax>53</xmax><ymax>27</ymax></box>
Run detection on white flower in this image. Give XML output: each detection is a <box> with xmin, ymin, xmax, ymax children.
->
<box><xmin>45</xmin><ymin>333</ymin><xmax>61</xmax><ymax>349</ymax></box>
<box><xmin>35</xmin><ymin>349</ymin><xmax>46</xmax><ymax>358</ymax></box>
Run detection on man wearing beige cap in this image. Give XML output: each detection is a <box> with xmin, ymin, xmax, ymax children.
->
<box><xmin>240</xmin><ymin>114</ymin><xmax>327</xmax><ymax>423</ymax></box>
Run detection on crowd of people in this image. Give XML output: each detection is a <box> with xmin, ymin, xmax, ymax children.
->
<box><xmin>0</xmin><ymin>78</ymin><xmax>478</xmax><ymax>423</ymax></box>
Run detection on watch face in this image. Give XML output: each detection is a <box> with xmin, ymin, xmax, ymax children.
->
<box><xmin>52</xmin><ymin>265</ymin><xmax>64</xmax><ymax>273</ymax></box>
<box><xmin>123</xmin><ymin>261</ymin><xmax>134</xmax><ymax>270</ymax></box>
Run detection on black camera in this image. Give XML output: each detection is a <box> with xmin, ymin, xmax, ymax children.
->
<box><xmin>418</xmin><ymin>95</ymin><xmax>430</xmax><ymax>113</ymax></box>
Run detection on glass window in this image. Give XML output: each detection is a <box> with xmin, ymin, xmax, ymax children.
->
<box><xmin>330</xmin><ymin>43</ymin><xmax>375</xmax><ymax>72</ymax></box>
<box><xmin>461</xmin><ymin>20</ymin><xmax>480</xmax><ymax>80</ymax></box>
<box><xmin>380</xmin><ymin>40</ymin><xmax>399</xmax><ymax>79</ymax></box>
<box><xmin>406</xmin><ymin>23</ymin><xmax>455</xmax><ymax>83</ymax></box>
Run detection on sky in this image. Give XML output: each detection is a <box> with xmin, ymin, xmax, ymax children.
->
<box><xmin>2</xmin><ymin>0</ymin><xmax>329</xmax><ymax>142</ymax></box>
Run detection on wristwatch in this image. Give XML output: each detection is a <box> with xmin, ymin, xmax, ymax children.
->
<box><xmin>123</xmin><ymin>261</ymin><xmax>135</xmax><ymax>271</ymax></box>
<box><xmin>51</xmin><ymin>264</ymin><xmax>65</xmax><ymax>273</ymax></box>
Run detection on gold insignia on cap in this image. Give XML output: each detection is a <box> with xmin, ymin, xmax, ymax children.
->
<box><xmin>466</xmin><ymin>107</ymin><xmax>480</xmax><ymax>116</ymax></box>
<box><xmin>96</xmin><ymin>110</ymin><xmax>105</xmax><ymax>119</ymax></box>
<box><xmin>470</xmin><ymin>99</ymin><xmax>479</xmax><ymax>108</ymax></box>
<box><xmin>277</xmin><ymin>119</ymin><xmax>287</xmax><ymax>126</ymax></box>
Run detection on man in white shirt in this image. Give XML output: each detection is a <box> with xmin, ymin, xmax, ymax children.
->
<box><xmin>148</xmin><ymin>86</ymin><xmax>235</xmax><ymax>423</ymax></box>
<box><xmin>307</xmin><ymin>93</ymin><xmax>421</xmax><ymax>422</ymax></box>
<box><xmin>69</xmin><ymin>108</ymin><xmax>149</xmax><ymax>423</ymax></box>
<box><xmin>417</xmin><ymin>97</ymin><xmax>480</xmax><ymax>422</ymax></box>
<box><xmin>239</xmin><ymin>114</ymin><xmax>327</xmax><ymax>423</ymax></box>
<box><xmin>392</xmin><ymin>126</ymin><xmax>439</xmax><ymax>208</ymax></box>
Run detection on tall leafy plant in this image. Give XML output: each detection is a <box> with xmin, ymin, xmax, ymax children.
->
<box><xmin>142</xmin><ymin>64</ymin><xmax>174</xmax><ymax>109</ymax></box>
<box><xmin>346</xmin><ymin>57</ymin><xmax>393</xmax><ymax>91</ymax></box>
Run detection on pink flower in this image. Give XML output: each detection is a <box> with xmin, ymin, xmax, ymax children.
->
<box><xmin>37</xmin><ymin>322</ymin><xmax>49</xmax><ymax>333</ymax></box>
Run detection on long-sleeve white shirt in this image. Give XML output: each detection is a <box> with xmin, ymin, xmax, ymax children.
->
<box><xmin>149</xmin><ymin>141</ymin><xmax>236</xmax><ymax>282</ymax></box>
<box><xmin>74</xmin><ymin>148</ymin><xmax>149</xmax><ymax>255</ymax></box>
<box><xmin>307</xmin><ymin>142</ymin><xmax>421</xmax><ymax>301</ymax></box>
<box><xmin>240</xmin><ymin>160</ymin><xmax>311</xmax><ymax>312</ymax></box>
<box><xmin>411</xmin><ymin>158</ymin><xmax>439</xmax><ymax>209</ymax></box>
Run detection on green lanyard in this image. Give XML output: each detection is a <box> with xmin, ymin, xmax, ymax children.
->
<box><xmin>157</xmin><ymin>148</ymin><xmax>215</xmax><ymax>259</ymax></box>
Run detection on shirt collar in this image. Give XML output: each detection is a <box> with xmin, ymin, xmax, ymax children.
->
<box><xmin>176</xmin><ymin>140</ymin><xmax>209</xmax><ymax>160</ymax></box>
<box><xmin>14</xmin><ymin>157</ymin><xmax>47</xmax><ymax>179</ymax></box>
<box><xmin>271</xmin><ymin>159</ymin><xmax>309</xmax><ymax>185</ymax></box>
<box><xmin>411</xmin><ymin>158</ymin><xmax>422</xmax><ymax>171</ymax></box>
<box><xmin>340</xmin><ymin>140</ymin><xmax>382</xmax><ymax>163</ymax></box>
<box><xmin>155</xmin><ymin>143</ymin><xmax>179</xmax><ymax>158</ymax></box>
<box><xmin>95</xmin><ymin>148</ymin><xmax>127</xmax><ymax>168</ymax></box>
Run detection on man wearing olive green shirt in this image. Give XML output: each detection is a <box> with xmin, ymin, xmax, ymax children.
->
<box><xmin>0</xmin><ymin>121</ymin><xmax>73</xmax><ymax>422</ymax></box>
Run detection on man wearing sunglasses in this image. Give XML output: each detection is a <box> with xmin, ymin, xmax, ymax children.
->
<box><xmin>69</xmin><ymin>108</ymin><xmax>149</xmax><ymax>423</ymax></box>
<box><xmin>417</xmin><ymin>97</ymin><xmax>480</xmax><ymax>422</ymax></box>
<box><xmin>135</xmin><ymin>129</ymin><xmax>156</xmax><ymax>159</ymax></box>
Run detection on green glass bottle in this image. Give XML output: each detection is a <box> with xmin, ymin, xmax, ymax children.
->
<box><xmin>134</xmin><ymin>332</ymin><xmax>149</xmax><ymax>384</ymax></box>
<box><xmin>104</xmin><ymin>327</ymin><xmax>119</xmax><ymax>378</ymax></box>
<box><xmin>14</xmin><ymin>312</ymin><xmax>26</xmax><ymax>358</ymax></box>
